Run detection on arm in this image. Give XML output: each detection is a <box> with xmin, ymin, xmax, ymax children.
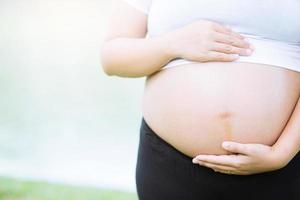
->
<box><xmin>100</xmin><ymin>1</ymin><xmax>174</xmax><ymax>77</ymax></box>
<box><xmin>101</xmin><ymin>37</ymin><xmax>173</xmax><ymax>78</ymax></box>
<box><xmin>272</xmin><ymin>95</ymin><xmax>300</xmax><ymax>164</ymax></box>
<box><xmin>100</xmin><ymin>1</ymin><xmax>251</xmax><ymax>78</ymax></box>
<box><xmin>193</xmin><ymin>95</ymin><xmax>300</xmax><ymax>175</ymax></box>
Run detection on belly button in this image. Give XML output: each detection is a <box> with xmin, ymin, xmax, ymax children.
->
<box><xmin>218</xmin><ymin>111</ymin><xmax>233</xmax><ymax>120</ymax></box>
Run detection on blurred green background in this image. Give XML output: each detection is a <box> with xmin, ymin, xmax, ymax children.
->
<box><xmin>0</xmin><ymin>0</ymin><xmax>144</xmax><ymax>199</ymax></box>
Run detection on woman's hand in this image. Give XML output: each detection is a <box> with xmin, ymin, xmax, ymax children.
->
<box><xmin>192</xmin><ymin>141</ymin><xmax>290</xmax><ymax>175</ymax></box>
<box><xmin>162</xmin><ymin>19</ymin><xmax>255</xmax><ymax>63</ymax></box>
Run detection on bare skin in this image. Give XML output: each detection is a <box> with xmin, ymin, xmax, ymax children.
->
<box><xmin>143</xmin><ymin>61</ymin><xmax>300</xmax><ymax>175</ymax></box>
<box><xmin>142</xmin><ymin>61</ymin><xmax>300</xmax><ymax>157</ymax></box>
<box><xmin>101</xmin><ymin>0</ymin><xmax>300</xmax><ymax>175</ymax></box>
<box><xmin>101</xmin><ymin>1</ymin><xmax>253</xmax><ymax>77</ymax></box>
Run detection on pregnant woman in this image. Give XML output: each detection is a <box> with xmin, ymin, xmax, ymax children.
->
<box><xmin>101</xmin><ymin>0</ymin><xmax>300</xmax><ymax>199</ymax></box>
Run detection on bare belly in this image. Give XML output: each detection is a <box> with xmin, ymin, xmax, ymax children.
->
<box><xmin>142</xmin><ymin>62</ymin><xmax>300</xmax><ymax>158</ymax></box>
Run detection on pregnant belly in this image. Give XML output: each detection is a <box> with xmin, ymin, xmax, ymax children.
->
<box><xmin>142</xmin><ymin>62</ymin><xmax>300</xmax><ymax>158</ymax></box>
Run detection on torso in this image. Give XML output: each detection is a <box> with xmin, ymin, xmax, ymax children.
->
<box><xmin>142</xmin><ymin>62</ymin><xmax>300</xmax><ymax>158</ymax></box>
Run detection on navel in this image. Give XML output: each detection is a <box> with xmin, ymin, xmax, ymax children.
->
<box><xmin>218</xmin><ymin>111</ymin><xmax>233</xmax><ymax>120</ymax></box>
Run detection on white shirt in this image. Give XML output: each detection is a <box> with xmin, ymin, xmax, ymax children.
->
<box><xmin>122</xmin><ymin>0</ymin><xmax>300</xmax><ymax>72</ymax></box>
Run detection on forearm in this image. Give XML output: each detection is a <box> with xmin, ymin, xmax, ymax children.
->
<box><xmin>100</xmin><ymin>36</ymin><xmax>174</xmax><ymax>78</ymax></box>
<box><xmin>273</xmin><ymin>96</ymin><xmax>300</xmax><ymax>163</ymax></box>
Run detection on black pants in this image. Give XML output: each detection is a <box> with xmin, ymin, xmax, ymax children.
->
<box><xmin>135</xmin><ymin>117</ymin><xmax>300</xmax><ymax>200</ymax></box>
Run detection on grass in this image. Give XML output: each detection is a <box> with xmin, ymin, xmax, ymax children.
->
<box><xmin>0</xmin><ymin>177</ymin><xmax>138</xmax><ymax>200</ymax></box>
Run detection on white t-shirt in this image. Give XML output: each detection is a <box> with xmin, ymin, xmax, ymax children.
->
<box><xmin>122</xmin><ymin>0</ymin><xmax>300</xmax><ymax>72</ymax></box>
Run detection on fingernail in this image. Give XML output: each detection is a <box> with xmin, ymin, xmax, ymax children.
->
<box><xmin>193</xmin><ymin>158</ymin><xmax>204</xmax><ymax>164</ymax></box>
<box><xmin>222</xmin><ymin>142</ymin><xmax>230</xmax><ymax>148</ymax></box>
<box><xmin>244</xmin><ymin>38</ymin><xmax>250</xmax><ymax>42</ymax></box>
<box><xmin>249</xmin><ymin>44</ymin><xmax>255</xmax><ymax>50</ymax></box>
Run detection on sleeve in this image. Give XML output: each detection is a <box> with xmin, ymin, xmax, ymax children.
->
<box><xmin>121</xmin><ymin>0</ymin><xmax>152</xmax><ymax>15</ymax></box>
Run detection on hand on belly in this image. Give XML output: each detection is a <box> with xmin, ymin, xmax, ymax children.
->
<box><xmin>142</xmin><ymin>61</ymin><xmax>300</xmax><ymax>174</ymax></box>
<box><xmin>192</xmin><ymin>141</ymin><xmax>287</xmax><ymax>175</ymax></box>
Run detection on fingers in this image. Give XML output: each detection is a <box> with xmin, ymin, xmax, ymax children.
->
<box><xmin>214</xmin><ymin>169</ymin><xmax>250</xmax><ymax>175</ymax></box>
<box><xmin>213</xmin><ymin>32</ymin><xmax>251</xmax><ymax>49</ymax></box>
<box><xmin>193</xmin><ymin>154</ymin><xmax>242</xmax><ymax>168</ymax></box>
<box><xmin>212</xmin><ymin>23</ymin><xmax>245</xmax><ymax>40</ymax></box>
<box><xmin>193</xmin><ymin>156</ymin><xmax>250</xmax><ymax>175</ymax></box>
<box><xmin>210</xmin><ymin>23</ymin><xmax>254</xmax><ymax>58</ymax></box>
<box><xmin>210</xmin><ymin>43</ymin><xmax>253</xmax><ymax>56</ymax></box>
<box><xmin>195</xmin><ymin>160</ymin><xmax>237</xmax><ymax>172</ymax></box>
<box><xmin>203</xmin><ymin>51</ymin><xmax>240</xmax><ymax>62</ymax></box>
<box><xmin>212</xmin><ymin>23</ymin><xmax>233</xmax><ymax>35</ymax></box>
<box><xmin>222</xmin><ymin>142</ymin><xmax>253</xmax><ymax>155</ymax></box>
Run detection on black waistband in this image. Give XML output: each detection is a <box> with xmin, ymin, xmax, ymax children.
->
<box><xmin>139</xmin><ymin>117</ymin><xmax>300</xmax><ymax>180</ymax></box>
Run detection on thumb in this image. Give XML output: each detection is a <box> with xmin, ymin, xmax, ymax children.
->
<box><xmin>222</xmin><ymin>141</ymin><xmax>252</xmax><ymax>155</ymax></box>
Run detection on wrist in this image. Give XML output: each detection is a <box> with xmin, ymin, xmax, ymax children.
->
<box><xmin>154</xmin><ymin>32</ymin><xmax>180</xmax><ymax>60</ymax></box>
